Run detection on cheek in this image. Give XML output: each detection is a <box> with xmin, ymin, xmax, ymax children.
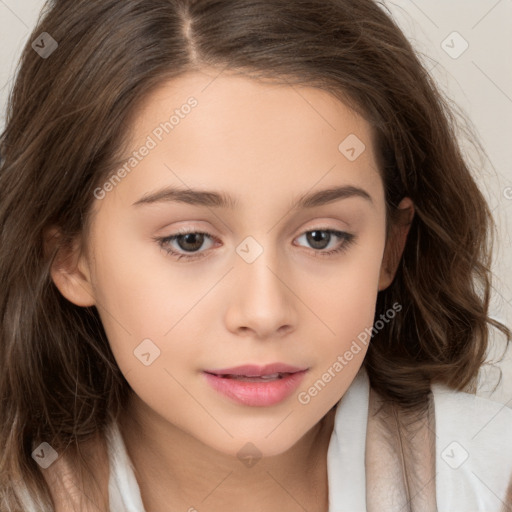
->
<box><xmin>315</xmin><ymin>232</ymin><xmax>385</xmax><ymax>331</ymax></box>
<box><xmin>88</xmin><ymin>227</ymin><xmax>169</xmax><ymax>360</ymax></box>
<box><xmin>294</xmin><ymin>256</ymin><xmax>382</xmax><ymax>413</ymax></box>
<box><xmin>89</xmin><ymin>224</ymin><xmax>219</xmax><ymax>375</ymax></box>
<box><xmin>301</xmin><ymin>231</ymin><xmax>385</xmax><ymax>381</ymax></box>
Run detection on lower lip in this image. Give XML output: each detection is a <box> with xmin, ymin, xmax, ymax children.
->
<box><xmin>203</xmin><ymin>370</ymin><xmax>308</xmax><ymax>407</ymax></box>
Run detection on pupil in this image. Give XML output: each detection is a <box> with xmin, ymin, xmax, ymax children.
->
<box><xmin>178</xmin><ymin>233</ymin><xmax>204</xmax><ymax>252</ymax></box>
<box><xmin>307</xmin><ymin>230</ymin><xmax>329</xmax><ymax>249</ymax></box>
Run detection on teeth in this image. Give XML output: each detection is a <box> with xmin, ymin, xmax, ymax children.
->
<box><xmin>221</xmin><ymin>372</ymin><xmax>286</xmax><ymax>381</ymax></box>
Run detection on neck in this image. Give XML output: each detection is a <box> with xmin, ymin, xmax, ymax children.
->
<box><xmin>118</xmin><ymin>393</ymin><xmax>337</xmax><ymax>512</ymax></box>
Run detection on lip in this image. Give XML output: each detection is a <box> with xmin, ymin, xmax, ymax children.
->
<box><xmin>203</xmin><ymin>363</ymin><xmax>308</xmax><ymax>377</ymax></box>
<box><xmin>202</xmin><ymin>364</ymin><xmax>309</xmax><ymax>407</ymax></box>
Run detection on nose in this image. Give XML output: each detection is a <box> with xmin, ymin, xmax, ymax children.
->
<box><xmin>224</xmin><ymin>247</ymin><xmax>298</xmax><ymax>339</ymax></box>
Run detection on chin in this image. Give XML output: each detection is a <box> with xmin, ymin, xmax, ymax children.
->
<box><xmin>203</xmin><ymin>427</ymin><xmax>307</xmax><ymax>461</ymax></box>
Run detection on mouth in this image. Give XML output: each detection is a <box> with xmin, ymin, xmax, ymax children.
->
<box><xmin>202</xmin><ymin>364</ymin><xmax>309</xmax><ymax>406</ymax></box>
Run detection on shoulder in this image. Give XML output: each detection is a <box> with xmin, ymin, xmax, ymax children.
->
<box><xmin>430</xmin><ymin>382</ymin><xmax>512</xmax><ymax>509</ymax></box>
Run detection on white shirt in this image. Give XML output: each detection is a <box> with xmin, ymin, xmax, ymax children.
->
<box><xmin>106</xmin><ymin>366</ymin><xmax>512</xmax><ymax>511</ymax></box>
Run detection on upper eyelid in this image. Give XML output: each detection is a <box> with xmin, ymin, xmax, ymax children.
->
<box><xmin>162</xmin><ymin>226</ymin><xmax>348</xmax><ymax>240</ymax></box>
<box><xmin>159</xmin><ymin>227</ymin><xmax>350</xmax><ymax>251</ymax></box>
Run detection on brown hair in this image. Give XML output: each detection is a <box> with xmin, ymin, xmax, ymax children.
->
<box><xmin>1</xmin><ymin>0</ymin><xmax>510</xmax><ymax>509</ymax></box>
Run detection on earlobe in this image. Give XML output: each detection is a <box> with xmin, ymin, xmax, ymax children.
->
<box><xmin>45</xmin><ymin>227</ymin><xmax>96</xmax><ymax>307</ymax></box>
<box><xmin>378</xmin><ymin>197</ymin><xmax>415</xmax><ymax>292</ymax></box>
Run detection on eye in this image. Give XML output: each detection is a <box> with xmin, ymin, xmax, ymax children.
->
<box><xmin>156</xmin><ymin>230</ymin><xmax>217</xmax><ymax>261</ymax></box>
<box><xmin>294</xmin><ymin>229</ymin><xmax>356</xmax><ymax>257</ymax></box>
<box><xmin>155</xmin><ymin>228</ymin><xmax>356</xmax><ymax>261</ymax></box>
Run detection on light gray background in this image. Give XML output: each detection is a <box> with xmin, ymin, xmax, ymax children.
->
<box><xmin>1</xmin><ymin>0</ymin><xmax>511</xmax><ymax>403</ymax></box>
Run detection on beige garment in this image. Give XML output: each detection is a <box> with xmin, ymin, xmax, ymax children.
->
<box><xmin>366</xmin><ymin>384</ymin><xmax>438</xmax><ymax>511</ymax></box>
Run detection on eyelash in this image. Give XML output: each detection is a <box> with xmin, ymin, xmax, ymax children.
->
<box><xmin>155</xmin><ymin>228</ymin><xmax>356</xmax><ymax>262</ymax></box>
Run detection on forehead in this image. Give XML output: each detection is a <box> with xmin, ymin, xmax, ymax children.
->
<box><xmin>128</xmin><ymin>69</ymin><xmax>375</xmax><ymax>153</ymax></box>
<box><xmin>104</xmin><ymin>69</ymin><xmax>384</xmax><ymax>214</ymax></box>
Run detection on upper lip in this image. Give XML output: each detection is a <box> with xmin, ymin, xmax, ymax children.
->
<box><xmin>204</xmin><ymin>363</ymin><xmax>308</xmax><ymax>377</ymax></box>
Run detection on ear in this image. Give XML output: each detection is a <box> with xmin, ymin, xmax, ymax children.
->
<box><xmin>45</xmin><ymin>227</ymin><xmax>96</xmax><ymax>307</ymax></box>
<box><xmin>378</xmin><ymin>197</ymin><xmax>415</xmax><ymax>292</ymax></box>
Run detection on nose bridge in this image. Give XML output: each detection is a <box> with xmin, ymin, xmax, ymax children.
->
<box><xmin>237</xmin><ymin>235</ymin><xmax>287</xmax><ymax>309</ymax></box>
<box><xmin>225</xmin><ymin>235</ymin><xmax>297</xmax><ymax>336</ymax></box>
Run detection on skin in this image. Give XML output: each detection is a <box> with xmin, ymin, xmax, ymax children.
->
<box><xmin>50</xmin><ymin>68</ymin><xmax>414</xmax><ymax>512</ymax></box>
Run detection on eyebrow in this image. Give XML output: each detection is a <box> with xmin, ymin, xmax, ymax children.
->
<box><xmin>132</xmin><ymin>184</ymin><xmax>373</xmax><ymax>209</ymax></box>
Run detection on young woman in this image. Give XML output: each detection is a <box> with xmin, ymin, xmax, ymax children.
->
<box><xmin>1</xmin><ymin>0</ymin><xmax>511</xmax><ymax>511</ymax></box>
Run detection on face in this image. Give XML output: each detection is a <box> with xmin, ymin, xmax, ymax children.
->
<box><xmin>52</xmin><ymin>69</ymin><xmax>411</xmax><ymax>458</ymax></box>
